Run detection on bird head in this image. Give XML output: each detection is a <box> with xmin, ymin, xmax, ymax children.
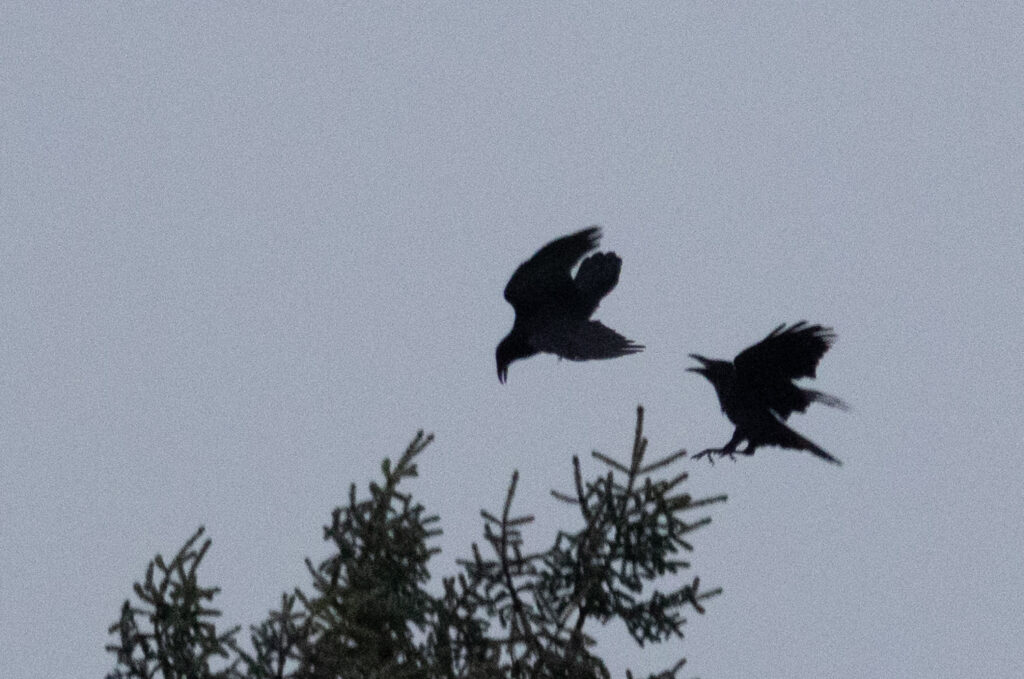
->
<box><xmin>686</xmin><ymin>354</ymin><xmax>732</xmax><ymax>386</ymax></box>
<box><xmin>496</xmin><ymin>333</ymin><xmax>536</xmax><ymax>384</ymax></box>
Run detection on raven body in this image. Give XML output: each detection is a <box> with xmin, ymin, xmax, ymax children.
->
<box><xmin>497</xmin><ymin>227</ymin><xmax>643</xmax><ymax>383</ymax></box>
<box><xmin>688</xmin><ymin>322</ymin><xmax>847</xmax><ymax>464</ymax></box>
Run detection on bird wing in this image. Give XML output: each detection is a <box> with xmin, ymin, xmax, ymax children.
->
<box><xmin>733</xmin><ymin>323</ymin><xmax>837</xmax><ymax>419</ymax></box>
<box><xmin>503</xmin><ymin>227</ymin><xmax>601</xmax><ymax>312</ymax></box>
<box><xmin>530</xmin><ymin>319</ymin><xmax>643</xmax><ymax>361</ymax></box>
<box><xmin>573</xmin><ymin>251</ymin><xmax>622</xmax><ymax>312</ymax></box>
<box><xmin>734</xmin><ymin>322</ymin><xmax>836</xmax><ymax>382</ymax></box>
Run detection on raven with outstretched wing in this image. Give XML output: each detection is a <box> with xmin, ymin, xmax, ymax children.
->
<box><xmin>688</xmin><ymin>322</ymin><xmax>848</xmax><ymax>464</ymax></box>
<box><xmin>497</xmin><ymin>227</ymin><xmax>643</xmax><ymax>383</ymax></box>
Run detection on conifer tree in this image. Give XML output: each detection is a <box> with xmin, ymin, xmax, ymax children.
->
<box><xmin>107</xmin><ymin>406</ymin><xmax>725</xmax><ymax>678</ymax></box>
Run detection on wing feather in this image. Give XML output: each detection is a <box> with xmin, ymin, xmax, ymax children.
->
<box><xmin>503</xmin><ymin>227</ymin><xmax>601</xmax><ymax>312</ymax></box>
<box><xmin>573</xmin><ymin>251</ymin><xmax>622</xmax><ymax>311</ymax></box>
<box><xmin>734</xmin><ymin>322</ymin><xmax>836</xmax><ymax>382</ymax></box>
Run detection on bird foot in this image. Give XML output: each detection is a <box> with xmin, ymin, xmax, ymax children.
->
<box><xmin>692</xmin><ymin>448</ymin><xmax>738</xmax><ymax>464</ymax></box>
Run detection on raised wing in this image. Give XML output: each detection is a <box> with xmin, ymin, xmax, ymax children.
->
<box><xmin>503</xmin><ymin>227</ymin><xmax>601</xmax><ymax>312</ymax></box>
<box><xmin>735</xmin><ymin>322</ymin><xmax>836</xmax><ymax>383</ymax></box>
<box><xmin>573</xmin><ymin>250</ymin><xmax>622</xmax><ymax>312</ymax></box>
<box><xmin>530</xmin><ymin>319</ymin><xmax>644</xmax><ymax>361</ymax></box>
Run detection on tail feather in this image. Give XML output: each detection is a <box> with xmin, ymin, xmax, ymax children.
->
<box><xmin>531</xmin><ymin>319</ymin><xmax>643</xmax><ymax>361</ymax></box>
<box><xmin>770</xmin><ymin>414</ymin><xmax>842</xmax><ymax>465</ymax></box>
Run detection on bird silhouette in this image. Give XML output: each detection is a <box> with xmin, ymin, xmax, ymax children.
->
<box><xmin>688</xmin><ymin>322</ymin><xmax>848</xmax><ymax>464</ymax></box>
<box><xmin>497</xmin><ymin>227</ymin><xmax>643</xmax><ymax>383</ymax></box>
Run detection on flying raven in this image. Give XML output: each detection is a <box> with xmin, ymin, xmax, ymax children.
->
<box><xmin>496</xmin><ymin>227</ymin><xmax>643</xmax><ymax>383</ymax></box>
<box><xmin>687</xmin><ymin>322</ymin><xmax>848</xmax><ymax>464</ymax></box>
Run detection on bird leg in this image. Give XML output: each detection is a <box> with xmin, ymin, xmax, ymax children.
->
<box><xmin>692</xmin><ymin>447</ymin><xmax>736</xmax><ymax>464</ymax></box>
<box><xmin>693</xmin><ymin>432</ymin><xmax>744</xmax><ymax>464</ymax></box>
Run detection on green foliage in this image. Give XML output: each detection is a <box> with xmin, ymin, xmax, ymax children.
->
<box><xmin>107</xmin><ymin>407</ymin><xmax>725</xmax><ymax>678</ymax></box>
<box><xmin>106</xmin><ymin>527</ymin><xmax>241</xmax><ymax>679</ymax></box>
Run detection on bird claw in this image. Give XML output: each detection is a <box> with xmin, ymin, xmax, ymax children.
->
<box><xmin>692</xmin><ymin>448</ymin><xmax>738</xmax><ymax>464</ymax></box>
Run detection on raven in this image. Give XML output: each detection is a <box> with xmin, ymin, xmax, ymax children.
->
<box><xmin>497</xmin><ymin>227</ymin><xmax>643</xmax><ymax>383</ymax></box>
<box><xmin>687</xmin><ymin>322</ymin><xmax>848</xmax><ymax>464</ymax></box>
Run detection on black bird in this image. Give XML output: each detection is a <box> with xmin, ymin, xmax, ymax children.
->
<box><xmin>497</xmin><ymin>227</ymin><xmax>643</xmax><ymax>383</ymax></box>
<box><xmin>687</xmin><ymin>322</ymin><xmax>848</xmax><ymax>464</ymax></box>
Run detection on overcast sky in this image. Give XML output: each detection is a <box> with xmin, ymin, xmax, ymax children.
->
<box><xmin>3</xmin><ymin>4</ymin><xmax>1023</xmax><ymax>678</ymax></box>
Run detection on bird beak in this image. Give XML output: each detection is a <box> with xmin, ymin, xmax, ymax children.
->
<box><xmin>687</xmin><ymin>354</ymin><xmax>710</xmax><ymax>375</ymax></box>
<box><xmin>498</xmin><ymin>365</ymin><xmax>507</xmax><ymax>384</ymax></box>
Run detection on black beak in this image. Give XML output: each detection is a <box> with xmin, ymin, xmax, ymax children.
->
<box><xmin>686</xmin><ymin>354</ymin><xmax>710</xmax><ymax>375</ymax></box>
<box><xmin>498</xmin><ymin>365</ymin><xmax>508</xmax><ymax>384</ymax></box>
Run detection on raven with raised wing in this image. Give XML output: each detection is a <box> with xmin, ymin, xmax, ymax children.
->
<box><xmin>688</xmin><ymin>322</ymin><xmax>848</xmax><ymax>464</ymax></box>
<box><xmin>497</xmin><ymin>227</ymin><xmax>643</xmax><ymax>383</ymax></box>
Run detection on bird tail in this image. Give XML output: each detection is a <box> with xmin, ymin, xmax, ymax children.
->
<box><xmin>771</xmin><ymin>414</ymin><xmax>842</xmax><ymax>465</ymax></box>
<box><xmin>532</xmin><ymin>319</ymin><xmax>643</xmax><ymax>361</ymax></box>
<box><xmin>805</xmin><ymin>389</ymin><xmax>850</xmax><ymax>411</ymax></box>
<box><xmin>574</xmin><ymin>251</ymin><xmax>622</xmax><ymax>310</ymax></box>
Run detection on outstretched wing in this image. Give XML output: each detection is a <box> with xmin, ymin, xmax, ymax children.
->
<box><xmin>504</xmin><ymin>227</ymin><xmax>601</xmax><ymax>312</ymax></box>
<box><xmin>734</xmin><ymin>322</ymin><xmax>838</xmax><ymax>419</ymax></box>
<box><xmin>530</xmin><ymin>319</ymin><xmax>644</xmax><ymax>361</ymax></box>
<box><xmin>735</xmin><ymin>322</ymin><xmax>836</xmax><ymax>382</ymax></box>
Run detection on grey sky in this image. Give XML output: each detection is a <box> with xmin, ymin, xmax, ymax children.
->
<box><xmin>3</xmin><ymin>4</ymin><xmax>1022</xmax><ymax>677</ymax></box>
